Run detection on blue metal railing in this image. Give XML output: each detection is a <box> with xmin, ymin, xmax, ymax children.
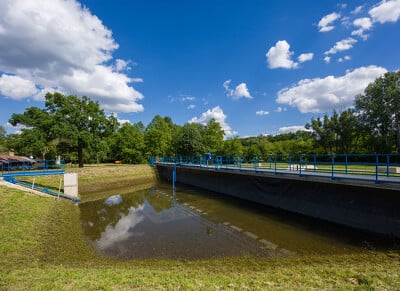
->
<box><xmin>1</xmin><ymin>159</ymin><xmax>65</xmax><ymax>177</ymax></box>
<box><xmin>154</xmin><ymin>154</ymin><xmax>400</xmax><ymax>184</ymax></box>
<box><xmin>3</xmin><ymin>176</ymin><xmax>79</xmax><ymax>202</ymax></box>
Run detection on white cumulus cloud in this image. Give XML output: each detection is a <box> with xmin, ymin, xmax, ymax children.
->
<box><xmin>0</xmin><ymin>74</ymin><xmax>38</xmax><ymax>100</ymax></box>
<box><xmin>0</xmin><ymin>0</ymin><xmax>144</xmax><ymax>112</ymax></box>
<box><xmin>189</xmin><ymin>106</ymin><xmax>236</xmax><ymax>137</ymax></box>
<box><xmin>276</xmin><ymin>65</ymin><xmax>387</xmax><ymax>113</ymax></box>
<box><xmin>275</xmin><ymin>107</ymin><xmax>287</xmax><ymax>113</ymax></box>
<box><xmin>279</xmin><ymin>126</ymin><xmax>310</xmax><ymax>134</ymax></box>
<box><xmin>351</xmin><ymin>17</ymin><xmax>372</xmax><ymax>40</ymax></box>
<box><xmin>266</xmin><ymin>41</ymin><xmax>312</xmax><ymax>69</ymax></box>
<box><xmin>351</xmin><ymin>5</ymin><xmax>364</xmax><ymax>15</ymax></box>
<box><xmin>318</xmin><ymin>12</ymin><xmax>341</xmax><ymax>32</ymax></box>
<box><xmin>369</xmin><ymin>0</ymin><xmax>400</xmax><ymax>23</ymax></box>
<box><xmin>338</xmin><ymin>55</ymin><xmax>351</xmax><ymax>62</ymax></box>
<box><xmin>256</xmin><ymin>110</ymin><xmax>269</xmax><ymax>116</ymax></box>
<box><xmin>325</xmin><ymin>37</ymin><xmax>358</xmax><ymax>55</ymax></box>
<box><xmin>298</xmin><ymin>53</ymin><xmax>314</xmax><ymax>63</ymax></box>
<box><xmin>266</xmin><ymin>40</ymin><xmax>298</xmax><ymax>69</ymax></box>
<box><xmin>223</xmin><ymin>80</ymin><xmax>252</xmax><ymax>99</ymax></box>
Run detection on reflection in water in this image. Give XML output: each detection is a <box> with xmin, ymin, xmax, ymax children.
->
<box><xmin>104</xmin><ymin>194</ymin><xmax>123</xmax><ymax>206</ymax></box>
<box><xmin>97</xmin><ymin>204</ymin><xmax>145</xmax><ymax>251</ymax></box>
<box><xmin>80</xmin><ymin>183</ymin><xmax>397</xmax><ymax>260</ymax></box>
<box><xmin>80</xmin><ymin>187</ymin><xmax>274</xmax><ymax>259</ymax></box>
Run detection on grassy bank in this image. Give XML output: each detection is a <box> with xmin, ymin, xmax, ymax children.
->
<box><xmin>1</xmin><ymin>165</ymin><xmax>400</xmax><ymax>289</ymax></box>
<box><xmin>16</xmin><ymin>164</ymin><xmax>157</xmax><ymax>202</ymax></box>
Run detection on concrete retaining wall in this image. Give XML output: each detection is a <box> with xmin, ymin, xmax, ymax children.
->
<box><xmin>156</xmin><ymin>164</ymin><xmax>400</xmax><ymax>237</ymax></box>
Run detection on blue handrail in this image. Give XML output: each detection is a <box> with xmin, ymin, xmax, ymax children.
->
<box><xmin>154</xmin><ymin>154</ymin><xmax>400</xmax><ymax>185</ymax></box>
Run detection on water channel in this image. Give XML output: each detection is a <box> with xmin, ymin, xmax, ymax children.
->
<box><xmin>79</xmin><ymin>182</ymin><xmax>397</xmax><ymax>260</ymax></box>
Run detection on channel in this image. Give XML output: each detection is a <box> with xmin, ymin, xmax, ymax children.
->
<box><xmin>79</xmin><ymin>182</ymin><xmax>395</xmax><ymax>260</ymax></box>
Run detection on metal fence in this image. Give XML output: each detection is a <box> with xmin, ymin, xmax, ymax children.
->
<box><xmin>153</xmin><ymin>154</ymin><xmax>400</xmax><ymax>184</ymax></box>
<box><xmin>1</xmin><ymin>159</ymin><xmax>65</xmax><ymax>176</ymax></box>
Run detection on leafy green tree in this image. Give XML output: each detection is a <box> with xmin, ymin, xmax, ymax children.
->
<box><xmin>144</xmin><ymin>115</ymin><xmax>173</xmax><ymax>157</ymax></box>
<box><xmin>8</xmin><ymin>107</ymin><xmax>55</xmax><ymax>158</ymax></box>
<box><xmin>202</xmin><ymin>119</ymin><xmax>224</xmax><ymax>154</ymax></box>
<box><xmin>307</xmin><ymin>112</ymin><xmax>338</xmax><ymax>153</ymax></box>
<box><xmin>336</xmin><ymin>109</ymin><xmax>359</xmax><ymax>153</ymax></box>
<box><xmin>110</xmin><ymin>122</ymin><xmax>145</xmax><ymax>164</ymax></box>
<box><xmin>222</xmin><ymin>137</ymin><xmax>243</xmax><ymax>157</ymax></box>
<box><xmin>0</xmin><ymin>125</ymin><xmax>6</xmax><ymax>153</ymax></box>
<box><xmin>176</xmin><ymin>123</ymin><xmax>204</xmax><ymax>157</ymax></box>
<box><xmin>9</xmin><ymin>92</ymin><xmax>117</xmax><ymax>167</ymax></box>
<box><xmin>355</xmin><ymin>71</ymin><xmax>400</xmax><ymax>153</ymax></box>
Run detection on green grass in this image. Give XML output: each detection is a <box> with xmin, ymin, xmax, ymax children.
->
<box><xmin>1</xmin><ymin>165</ymin><xmax>400</xmax><ymax>289</ymax></box>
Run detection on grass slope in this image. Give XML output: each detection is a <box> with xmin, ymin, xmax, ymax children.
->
<box><xmin>1</xmin><ymin>165</ymin><xmax>400</xmax><ymax>290</ymax></box>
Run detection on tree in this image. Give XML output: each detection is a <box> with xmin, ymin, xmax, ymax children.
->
<box><xmin>0</xmin><ymin>125</ymin><xmax>6</xmax><ymax>153</ymax></box>
<box><xmin>176</xmin><ymin>123</ymin><xmax>204</xmax><ymax>157</ymax></box>
<box><xmin>336</xmin><ymin>109</ymin><xmax>359</xmax><ymax>154</ymax></box>
<box><xmin>355</xmin><ymin>71</ymin><xmax>400</xmax><ymax>153</ymax></box>
<box><xmin>202</xmin><ymin>119</ymin><xmax>224</xmax><ymax>155</ymax></box>
<box><xmin>110</xmin><ymin>122</ymin><xmax>145</xmax><ymax>164</ymax></box>
<box><xmin>9</xmin><ymin>92</ymin><xmax>117</xmax><ymax>167</ymax></box>
<box><xmin>306</xmin><ymin>110</ymin><xmax>360</xmax><ymax>154</ymax></box>
<box><xmin>222</xmin><ymin>137</ymin><xmax>243</xmax><ymax>157</ymax></box>
<box><xmin>8</xmin><ymin>107</ymin><xmax>56</xmax><ymax>158</ymax></box>
<box><xmin>144</xmin><ymin>115</ymin><xmax>173</xmax><ymax>157</ymax></box>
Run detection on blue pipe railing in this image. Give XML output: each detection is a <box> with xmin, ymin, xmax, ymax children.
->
<box><xmin>153</xmin><ymin>154</ymin><xmax>400</xmax><ymax>184</ymax></box>
<box><xmin>3</xmin><ymin>176</ymin><xmax>79</xmax><ymax>202</ymax></box>
<box><xmin>1</xmin><ymin>159</ymin><xmax>65</xmax><ymax>177</ymax></box>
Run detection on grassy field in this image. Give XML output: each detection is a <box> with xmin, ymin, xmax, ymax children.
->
<box><xmin>1</xmin><ymin>164</ymin><xmax>400</xmax><ymax>290</ymax></box>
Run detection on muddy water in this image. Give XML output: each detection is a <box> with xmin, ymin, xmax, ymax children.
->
<box><xmin>79</xmin><ymin>182</ymin><xmax>395</xmax><ymax>260</ymax></box>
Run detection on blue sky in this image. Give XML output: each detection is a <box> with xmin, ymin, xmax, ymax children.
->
<box><xmin>0</xmin><ymin>0</ymin><xmax>399</xmax><ymax>137</ymax></box>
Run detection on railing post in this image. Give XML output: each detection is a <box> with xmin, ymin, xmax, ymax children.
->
<box><xmin>289</xmin><ymin>154</ymin><xmax>292</xmax><ymax>171</ymax></box>
<box><xmin>386</xmin><ymin>154</ymin><xmax>389</xmax><ymax>177</ymax></box>
<box><xmin>274</xmin><ymin>155</ymin><xmax>277</xmax><ymax>174</ymax></box>
<box><xmin>313</xmin><ymin>154</ymin><xmax>317</xmax><ymax>173</ymax></box>
<box><xmin>345</xmin><ymin>154</ymin><xmax>348</xmax><ymax>174</ymax></box>
<box><xmin>331</xmin><ymin>154</ymin><xmax>335</xmax><ymax>180</ymax></box>
<box><xmin>299</xmin><ymin>154</ymin><xmax>302</xmax><ymax>176</ymax></box>
<box><xmin>172</xmin><ymin>163</ymin><xmax>176</xmax><ymax>189</ymax></box>
<box><xmin>375</xmin><ymin>154</ymin><xmax>379</xmax><ymax>183</ymax></box>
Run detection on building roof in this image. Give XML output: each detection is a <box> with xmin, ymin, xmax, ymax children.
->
<box><xmin>0</xmin><ymin>155</ymin><xmax>34</xmax><ymax>163</ymax></box>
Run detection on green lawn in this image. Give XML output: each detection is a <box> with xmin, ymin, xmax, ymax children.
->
<box><xmin>1</xmin><ymin>165</ymin><xmax>400</xmax><ymax>290</ymax></box>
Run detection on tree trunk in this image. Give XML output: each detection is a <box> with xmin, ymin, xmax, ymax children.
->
<box><xmin>78</xmin><ymin>142</ymin><xmax>84</xmax><ymax>168</ymax></box>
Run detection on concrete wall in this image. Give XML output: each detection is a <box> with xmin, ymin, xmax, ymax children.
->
<box><xmin>156</xmin><ymin>164</ymin><xmax>400</xmax><ymax>237</ymax></box>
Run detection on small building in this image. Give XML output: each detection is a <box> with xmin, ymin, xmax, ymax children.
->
<box><xmin>0</xmin><ymin>149</ymin><xmax>35</xmax><ymax>172</ymax></box>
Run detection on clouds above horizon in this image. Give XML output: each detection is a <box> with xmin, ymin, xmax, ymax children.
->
<box><xmin>276</xmin><ymin>65</ymin><xmax>387</xmax><ymax>113</ymax></box>
<box><xmin>325</xmin><ymin>37</ymin><xmax>358</xmax><ymax>55</ymax></box>
<box><xmin>223</xmin><ymin>80</ymin><xmax>252</xmax><ymax>100</ymax></box>
<box><xmin>316</xmin><ymin>0</ymin><xmax>400</xmax><ymax>66</ymax></box>
<box><xmin>369</xmin><ymin>0</ymin><xmax>400</xmax><ymax>23</ymax></box>
<box><xmin>0</xmin><ymin>0</ymin><xmax>143</xmax><ymax>112</ymax></box>
<box><xmin>256</xmin><ymin>110</ymin><xmax>269</xmax><ymax>116</ymax></box>
<box><xmin>278</xmin><ymin>126</ymin><xmax>310</xmax><ymax>134</ymax></box>
<box><xmin>189</xmin><ymin>106</ymin><xmax>236</xmax><ymax>137</ymax></box>
<box><xmin>266</xmin><ymin>40</ymin><xmax>313</xmax><ymax>69</ymax></box>
<box><xmin>318</xmin><ymin>12</ymin><xmax>341</xmax><ymax>32</ymax></box>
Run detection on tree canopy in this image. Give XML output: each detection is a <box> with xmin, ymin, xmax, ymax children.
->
<box><xmin>355</xmin><ymin>71</ymin><xmax>400</xmax><ymax>153</ymax></box>
<box><xmin>9</xmin><ymin>93</ymin><xmax>118</xmax><ymax>167</ymax></box>
<box><xmin>2</xmin><ymin>70</ymin><xmax>400</xmax><ymax>164</ymax></box>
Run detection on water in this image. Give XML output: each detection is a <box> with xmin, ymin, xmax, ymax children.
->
<box><xmin>79</xmin><ymin>182</ymin><xmax>397</xmax><ymax>260</ymax></box>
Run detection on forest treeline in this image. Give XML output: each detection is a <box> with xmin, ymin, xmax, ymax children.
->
<box><xmin>0</xmin><ymin>71</ymin><xmax>399</xmax><ymax>167</ymax></box>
